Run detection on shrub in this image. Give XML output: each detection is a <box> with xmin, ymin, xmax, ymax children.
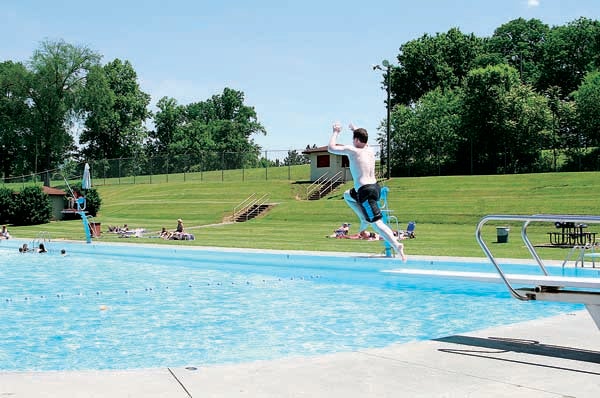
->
<box><xmin>0</xmin><ymin>187</ymin><xmax>16</xmax><ymax>224</ymax></box>
<box><xmin>13</xmin><ymin>186</ymin><xmax>52</xmax><ymax>226</ymax></box>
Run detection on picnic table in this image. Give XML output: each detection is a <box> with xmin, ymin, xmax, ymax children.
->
<box><xmin>548</xmin><ymin>221</ymin><xmax>596</xmax><ymax>246</ymax></box>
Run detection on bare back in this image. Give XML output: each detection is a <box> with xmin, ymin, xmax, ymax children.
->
<box><xmin>329</xmin><ymin>144</ymin><xmax>377</xmax><ymax>191</ymax></box>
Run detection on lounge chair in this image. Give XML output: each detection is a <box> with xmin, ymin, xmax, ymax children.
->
<box><xmin>401</xmin><ymin>221</ymin><xmax>416</xmax><ymax>239</ymax></box>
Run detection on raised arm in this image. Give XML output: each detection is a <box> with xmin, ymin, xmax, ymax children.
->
<box><xmin>328</xmin><ymin>121</ymin><xmax>347</xmax><ymax>155</ymax></box>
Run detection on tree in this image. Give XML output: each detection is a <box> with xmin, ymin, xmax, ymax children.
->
<box><xmin>485</xmin><ymin>18</ymin><xmax>550</xmax><ymax>85</ymax></box>
<box><xmin>573</xmin><ymin>70</ymin><xmax>600</xmax><ymax>146</ymax></box>
<box><xmin>27</xmin><ymin>39</ymin><xmax>101</xmax><ymax>174</ymax></box>
<box><xmin>283</xmin><ymin>150</ymin><xmax>309</xmax><ymax>166</ymax></box>
<box><xmin>387</xmin><ymin>88</ymin><xmax>463</xmax><ymax>176</ymax></box>
<box><xmin>0</xmin><ymin>61</ymin><xmax>30</xmax><ymax>179</ymax></box>
<box><xmin>537</xmin><ymin>17</ymin><xmax>600</xmax><ymax>96</ymax></box>
<box><xmin>393</xmin><ymin>27</ymin><xmax>483</xmax><ymax>106</ymax></box>
<box><xmin>545</xmin><ymin>86</ymin><xmax>577</xmax><ymax>171</ymax></box>
<box><xmin>462</xmin><ymin>64</ymin><xmax>520</xmax><ymax>174</ymax></box>
<box><xmin>462</xmin><ymin>64</ymin><xmax>551</xmax><ymax>174</ymax></box>
<box><xmin>150</xmin><ymin>96</ymin><xmax>183</xmax><ymax>154</ymax></box>
<box><xmin>165</xmin><ymin>88</ymin><xmax>267</xmax><ymax>171</ymax></box>
<box><xmin>501</xmin><ymin>84</ymin><xmax>552</xmax><ymax>173</ymax></box>
<box><xmin>80</xmin><ymin>59</ymin><xmax>151</xmax><ymax>160</ymax></box>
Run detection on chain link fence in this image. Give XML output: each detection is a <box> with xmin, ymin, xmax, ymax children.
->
<box><xmin>1</xmin><ymin>150</ymin><xmax>314</xmax><ymax>188</ymax></box>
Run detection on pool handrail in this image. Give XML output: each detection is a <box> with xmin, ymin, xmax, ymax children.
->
<box><xmin>476</xmin><ymin>214</ymin><xmax>600</xmax><ymax>301</ymax></box>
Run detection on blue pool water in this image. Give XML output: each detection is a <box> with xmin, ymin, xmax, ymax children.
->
<box><xmin>0</xmin><ymin>239</ymin><xmax>595</xmax><ymax>371</ymax></box>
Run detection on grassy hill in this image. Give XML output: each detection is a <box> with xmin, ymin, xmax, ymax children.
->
<box><xmin>6</xmin><ymin>171</ymin><xmax>600</xmax><ymax>260</ymax></box>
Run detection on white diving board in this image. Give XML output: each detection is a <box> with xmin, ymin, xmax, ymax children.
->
<box><xmin>382</xmin><ymin>268</ymin><xmax>600</xmax><ymax>290</ymax></box>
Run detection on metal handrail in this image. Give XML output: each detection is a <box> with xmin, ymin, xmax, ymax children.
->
<box><xmin>306</xmin><ymin>173</ymin><xmax>330</xmax><ymax>199</ymax></box>
<box><xmin>232</xmin><ymin>193</ymin><xmax>269</xmax><ymax>221</ymax></box>
<box><xmin>476</xmin><ymin>214</ymin><xmax>600</xmax><ymax>301</ymax></box>
<box><xmin>306</xmin><ymin>171</ymin><xmax>343</xmax><ymax>200</ymax></box>
<box><xmin>319</xmin><ymin>171</ymin><xmax>343</xmax><ymax>196</ymax></box>
<box><xmin>241</xmin><ymin>193</ymin><xmax>269</xmax><ymax>221</ymax></box>
<box><xmin>232</xmin><ymin>193</ymin><xmax>257</xmax><ymax>219</ymax></box>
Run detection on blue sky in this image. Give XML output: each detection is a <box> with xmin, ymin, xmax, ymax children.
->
<box><xmin>1</xmin><ymin>1</ymin><xmax>599</xmax><ymax>153</ymax></box>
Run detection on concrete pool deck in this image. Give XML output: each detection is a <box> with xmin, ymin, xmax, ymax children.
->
<box><xmin>1</xmin><ymin>310</ymin><xmax>598</xmax><ymax>397</ymax></box>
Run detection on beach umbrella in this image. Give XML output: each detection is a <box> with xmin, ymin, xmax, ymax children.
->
<box><xmin>82</xmin><ymin>163</ymin><xmax>92</xmax><ymax>190</ymax></box>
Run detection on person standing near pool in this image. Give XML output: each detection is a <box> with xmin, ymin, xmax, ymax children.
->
<box><xmin>328</xmin><ymin>121</ymin><xmax>407</xmax><ymax>261</ymax></box>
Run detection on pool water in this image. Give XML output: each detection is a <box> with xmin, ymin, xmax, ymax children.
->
<box><xmin>0</xmin><ymin>239</ymin><xmax>592</xmax><ymax>371</ymax></box>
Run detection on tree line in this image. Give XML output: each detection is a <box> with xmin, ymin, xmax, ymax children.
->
<box><xmin>0</xmin><ymin>40</ymin><xmax>270</xmax><ymax>182</ymax></box>
<box><xmin>383</xmin><ymin>17</ymin><xmax>600</xmax><ymax>176</ymax></box>
<box><xmin>2</xmin><ymin>17</ymin><xmax>599</xmax><ymax>182</ymax></box>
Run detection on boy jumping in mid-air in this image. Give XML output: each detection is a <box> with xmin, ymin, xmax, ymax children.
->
<box><xmin>327</xmin><ymin>121</ymin><xmax>406</xmax><ymax>261</ymax></box>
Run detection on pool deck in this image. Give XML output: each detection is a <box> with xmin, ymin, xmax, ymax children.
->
<box><xmin>1</xmin><ymin>310</ymin><xmax>598</xmax><ymax>397</ymax></box>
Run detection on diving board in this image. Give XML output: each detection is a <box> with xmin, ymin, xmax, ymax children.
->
<box><xmin>382</xmin><ymin>268</ymin><xmax>600</xmax><ymax>290</ymax></box>
<box><xmin>384</xmin><ymin>267</ymin><xmax>600</xmax><ymax>329</ymax></box>
<box><xmin>473</xmin><ymin>214</ymin><xmax>600</xmax><ymax>331</ymax></box>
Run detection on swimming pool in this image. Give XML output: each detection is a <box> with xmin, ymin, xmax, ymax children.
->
<box><xmin>0</xmin><ymin>239</ymin><xmax>593</xmax><ymax>371</ymax></box>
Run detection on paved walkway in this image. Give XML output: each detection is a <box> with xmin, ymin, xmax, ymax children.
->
<box><xmin>1</xmin><ymin>311</ymin><xmax>598</xmax><ymax>397</ymax></box>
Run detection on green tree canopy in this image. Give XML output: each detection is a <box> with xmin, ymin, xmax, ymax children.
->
<box><xmin>80</xmin><ymin>58</ymin><xmax>151</xmax><ymax>160</ymax></box>
<box><xmin>153</xmin><ymin>88</ymin><xmax>266</xmax><ymax>171</ymax></box>
<box><xmin>0</xmin><ymin>61</ymin><xmax>30</xmax><ymax>179</ymax></box>
<box><xmin>573</xmin><ymin>70</ymin><xmax>600</xmax><ymax>146</ymax></box>
<box><xmin>393</xmin><ymin>27</ymin><xmax>483</xmax><ymax>106</ymax></box>
<box><xmin>27</xmin><ymin>39</ymin><xmax>101</xmax><ymax>173</ymax></box>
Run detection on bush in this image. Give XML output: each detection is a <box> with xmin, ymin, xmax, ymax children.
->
<box><xmin>13</xmin><ymin>186</ymin><xmax>52</xmax><ymax>226</ymax></box>
<box><xmin>0</xmin><ymin>187</ymin><xmax>16</xmax><ymax>224</ymax></box>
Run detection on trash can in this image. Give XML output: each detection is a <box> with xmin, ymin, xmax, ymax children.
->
<box><xmin>496</xmin><ymin>226</ymin><xmax>510</xmax><ymax>243</ymax></box>
<box><xmin>90</xmin><ymin>222</ymin><xmax>101</xmax><ymax>238</ymax></box>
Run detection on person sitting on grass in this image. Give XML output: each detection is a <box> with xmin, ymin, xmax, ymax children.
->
<box><xmin>328</xmin><ymin>223</ymin><xmax>350</xmax><ymax>238</ymax></box>
<box><xmin>159</xmin><ymin>227</ymin><xmax>172</xmax><ymax>240</ymax></box>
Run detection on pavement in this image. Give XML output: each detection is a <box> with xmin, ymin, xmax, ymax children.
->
<box><xmin>1</xmin><ymin>310</ymin><xmax>598</xmax><ymax>397</ymax></box>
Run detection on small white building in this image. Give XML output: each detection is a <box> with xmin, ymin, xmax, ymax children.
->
<box><xmin>302</xmin><ymin>146</ymin><xmax>351</xmax><ymax>183</ymax></box>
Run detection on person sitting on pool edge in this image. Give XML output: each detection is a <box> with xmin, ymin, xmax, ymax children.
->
<box><xmin>0</xmin><ymin>224</ymin><xmax>10</xmax><ymax>239</ymax></box>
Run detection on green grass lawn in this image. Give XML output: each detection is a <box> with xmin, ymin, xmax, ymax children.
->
<box><xmin>7</xmin><ymin>171</ymin><xmax>600</xmax><ymax>261</ymax></box>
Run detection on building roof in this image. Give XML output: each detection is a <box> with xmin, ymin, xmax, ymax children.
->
<box><xmin>43</xmin><ymin>186</ymin><xmax>67</xmax><ymax>196</ymax></box>
<box><xmin>302</xmin><ymin>145</ymin><xmax>329</xmax><ymax>154</ymax></box>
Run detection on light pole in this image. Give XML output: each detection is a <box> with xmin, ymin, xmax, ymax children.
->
<box><xmin>373</xmin><ymin>60</ymin><xmax>391</xmax><ymax>179</ymax></box>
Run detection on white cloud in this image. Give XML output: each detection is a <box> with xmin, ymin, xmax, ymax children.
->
<box><xmin>527</xmin><ymin>0</ymin><xmax>540</xmax><ymax>7</ymax></box>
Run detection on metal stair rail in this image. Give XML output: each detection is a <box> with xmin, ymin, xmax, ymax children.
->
<box><xmin>476</xmin><ymin>214</ymin><xmax>600</xmax><ymax>301</ymax></box>
<box><xmin>306</xmin><ymin>171</ymin><xmax>344</xmax><ymax>200</ymax></box>
<box><xmin>232</xmin><ymin>193</ymin><xmax>270</xmax><ymax>222</ymax></box>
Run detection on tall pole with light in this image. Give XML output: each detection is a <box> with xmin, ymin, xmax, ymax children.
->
<box><xmin>373</xmin><ymin>60</ymin><xmax>391</xmax><ymax>179</ymax></box>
